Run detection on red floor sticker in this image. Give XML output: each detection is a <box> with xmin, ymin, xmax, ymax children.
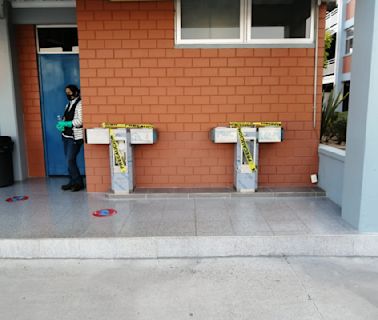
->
<box><xmin>92</xmin><ymin>208</ymin><xmax>117</xmax><ymax>217</ymax></box>
<box><xmin>6</xmin><ymin>196</ymin><xmax>29</xmax><ymax>202</ymax></box>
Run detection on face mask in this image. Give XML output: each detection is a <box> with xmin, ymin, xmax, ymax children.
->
<box><xmin>66</xmin><ymin>94</ymin><xmax>74</xmax><ymax>100</ymax></box>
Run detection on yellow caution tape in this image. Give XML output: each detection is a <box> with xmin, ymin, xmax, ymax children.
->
<box><xmin>101</xmin><ymin>123</ymin><xmax>154</xmax><ymax>129</ymax></box>
<box><xmin>252</xmin><ymin>122</ymin><xmax>282</xmax><ymax>128</ymax></box>
<box><xmin>230</xmin><ymin>121</ymin><xmax>281</xmax><ymax>171</ymax></box>
<box><xmin>230</xmin><ymin>121</ymin><xmax>282</xmax><ymax>128</ymax></box>
<box><xmin>237</xmin><ymin>127</ymin><xmax>256</xmax><ymax>172</ymax></box>
<box><xmin>105</xmin><ymin>123</ymin><xmax>154</xmax><ymax>173</ymax></box>
<box><xmin>109</xmin><ymin>129</ymin><xmax>127</xmax><ymax>173</ymax></box>
<box><xmin>230</xmin><ymin>122</ymin><xmax>255</xmax><ymax>128</ymax></box>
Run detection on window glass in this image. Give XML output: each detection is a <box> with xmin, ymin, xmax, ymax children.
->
<box><xmin>176</xmin><ymin>0</ymin><xmax>314</xmax><ymax>46</ymax></box>
<box><xmin>251</xmin><ymin>0</ymin><xmax>312</xmax><ymax>39</ymax></box>
<box><xmin>37</xmin><ymin>27</ymin><xmax>78</xmax><ymax>53</ymax></box>
<box><xmin>181</xmin><ymin>0</ymin><xmax>240</xmax><ymax>40</ymax></box>
<box><xmin>345</xmin><ymin>38</ymin><xmax>353</xmax><ymax>54</ymax></box>
<box><xmin>342</xmin><ymin>81</ymin><xmax>350</xmax><ymax>112</ymax></box>
<box><xmin>345</xmin><ymin>28</ymin><xmax>354</xmax><ymax>54</ymax></box>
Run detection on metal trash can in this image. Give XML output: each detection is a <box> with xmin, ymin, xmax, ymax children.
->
<box><xmin>0</xmin><ymin>136</ymin><xmax>14</xmax><ymax>187</ymax></box>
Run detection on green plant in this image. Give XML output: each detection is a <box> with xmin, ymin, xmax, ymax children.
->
<box><xmin>324</xmin><ymin>31</ymin><xmax>333</xmax><ymax>68</ymax></box>
<box><xmin>333</xmin><ymin>112</ymin><xmax>348</xmax><ymax>143</ymax></box>
<box><xmin>321</xmin><ymin>90</ymin><xmax>349</xmax><ymax>141</ymax></box>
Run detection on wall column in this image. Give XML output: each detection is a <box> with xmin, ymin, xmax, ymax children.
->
<box><xmin>0</xmin><ymin>4</ymin><xmax>27</xmax><ymax>181</ymax></box>
<box><xmin>342</xmin><ymin>0</ymin><xmax>378</xmax><ymax>231</ymax></box>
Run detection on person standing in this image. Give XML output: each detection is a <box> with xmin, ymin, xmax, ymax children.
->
<box><xmin>56</xmin><ymin>84</ymin><xmax>84</xmax><ymax>192</ymax></box>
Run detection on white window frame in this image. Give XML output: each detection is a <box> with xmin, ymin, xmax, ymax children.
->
<box><xmin>175</xmin><ymin>0</ymin><xmax>315</xmax><ymax>47</ymax></box>
<box><xmin>36</xmin><ymin>25</ymin><xmax>79</xmax><ymax>55</ymax></box>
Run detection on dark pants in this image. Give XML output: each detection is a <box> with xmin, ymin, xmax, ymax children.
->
<box><xmin>63</xmin><ymin>137</ymin><xmax>84</xmax><ymax>186</ymax></box>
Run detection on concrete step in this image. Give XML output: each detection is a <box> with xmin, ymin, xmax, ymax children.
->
<box><xmin>1</xmin><ymin>235</ymin><xmax>378</xmax><ymax>259</ymax></box>
<box><xmin>107</xmin><ymin>187</ymin><xmax>326</xmax><ymax>200</ymax></box>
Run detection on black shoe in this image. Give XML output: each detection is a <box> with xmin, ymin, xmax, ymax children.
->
<box><xmin>61</xmin><ymin>184</ymin><xmax>73</xmax><ymax>191</ymax></box>
<box><xmin>70</xmin><ymin>184</ymin><xmax>84</xmax><ymax>192</ymax></box>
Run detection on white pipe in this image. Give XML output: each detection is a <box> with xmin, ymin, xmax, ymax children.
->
<box><xmin>313</xmin><ymin>2</ymin><xmax>320</xmax><ymax>128</ymax></box>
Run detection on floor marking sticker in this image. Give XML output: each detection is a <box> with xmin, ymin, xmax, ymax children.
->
<box><xmin>92</xmin><ymin>208</ymin><xmax>117</xmax><ymax>217</ymax></box>
<box><xmin>6</xmin><ymin>196</ymin><xmax>29</xmax><ymax>202</ymax></box>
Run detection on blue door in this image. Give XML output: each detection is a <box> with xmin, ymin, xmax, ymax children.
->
<box><xmin>39</xmin><ymin>54</ymin><xmax>85</xmax><ymax>176</ymax></box>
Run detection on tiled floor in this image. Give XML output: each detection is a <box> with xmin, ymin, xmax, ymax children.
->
<box><xmin>0</xmin><ymin>178</ymin><xmax>356</xmax><ymax>239</ymax></box>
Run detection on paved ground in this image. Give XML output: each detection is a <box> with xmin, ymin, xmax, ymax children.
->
<box><xmin>0</xmin><ymin>178</ymin><xmax>355</xmax><ymax>238</ymax></box>
<box><xmin>0</xmin><ymin>257</ymin><xmax>378</xmax><ymax>320</ymax></box>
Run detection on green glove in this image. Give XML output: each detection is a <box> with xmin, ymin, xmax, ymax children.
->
<box><xmin>56</xmin><ymin>123</ymin><xmax>65</xmax><ymax>132</ymax></box>
<box><xmin>58</xmin><ymin>121</ymin><xmax>73</xmax><ymax>128</ymax></box>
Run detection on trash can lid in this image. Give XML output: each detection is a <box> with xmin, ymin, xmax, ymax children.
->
<box><xmin>0</xmin><ymin>136</ymin><xmax>13</xmax><ymax>148</ymax></box>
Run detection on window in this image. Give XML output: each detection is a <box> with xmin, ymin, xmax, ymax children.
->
<box><xmin>37</xmin><ymin>26</ymin><xmax>78</xmax><ymax>53</ymax></box>
<box><xmin>345</xmin><ymin>27</ymin><xmax>353</xmax><ymax>55</ymax></box>
<box><xmin>250</xmin><ymin>0</ymin><xmax>312</xmax><ymax>40</ymax></box>
<box><xmin>176</xmin><ymin>0</ymin><xmax>315</xmax><ymax>46</ymax></box>
<box><xmin>342</xmin><ymin>81</ymin><xmax>350</xmax><ymax>112</ymax></box>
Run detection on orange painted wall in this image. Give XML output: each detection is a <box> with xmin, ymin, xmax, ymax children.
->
<box><xmin>15</xmin><ymin>25</ymin><xmax>46</xmax><ymax>177</ymax></box>
<box><xmin>343</xmin><ymin>55</ymin><xmax>352</xmax><ymax>73</ymax></box>
<box><xmin>77</xmin><ymin>0</ymin><xmax>325</xmax><ymax>192</ymax></box>
<box><xmin>346</xmin><ymin>0</ymin><xmax>356</xmax><ymax>20</ymax></box>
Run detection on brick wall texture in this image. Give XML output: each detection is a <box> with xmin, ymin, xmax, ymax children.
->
<box><xmin>77</xmin><ymin>0</ymin><xmax>326</xmax><ymax>192</ymax></box>
<box><xmin>343</xmin><ymin>55</ymin><xmax>352</xmax><ymax>73</ymax></box>
<box><xmin>16</xmin><ymin>25</ymin><xmax>45</xmax><ymax>177</ymax></box>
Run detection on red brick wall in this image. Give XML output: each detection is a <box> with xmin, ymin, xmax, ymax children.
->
<box><xmin>77</xmin><ymin>0</ymin><xmax>325</xmax><ymax>192</ymax></box>
<box><xmin>15</xmin><ymin>25</ymin><xmax>46</xmax><ymax>177</ymax></box>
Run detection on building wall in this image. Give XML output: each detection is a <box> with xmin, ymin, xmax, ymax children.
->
<box><xmin>15</xmin><ymin>25</ymin><xmax>45</xmax><ymax>177</ymax></box>
<box><xmin>318</xmin><ymin>144</ymin><xmax>345</xmax><ymax>207</ymax></box>
<box><xmin>77</xmin><ymin>0</ymin><xmax>324</xmax><ymax>191</ymax></box>
<box><xmin>346</xmin><ymin>0</ymin><xmax>356</xmax><ymax>20</ymax></box>
<box><xmin>343</xmin><ymin>55</ymin><xmax>352</xmax><ymax>73</ymax></box>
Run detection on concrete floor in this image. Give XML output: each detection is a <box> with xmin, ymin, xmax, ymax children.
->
<box><xmin>1</xmin><ymin>257</ymin><xmax>378</xmax><ymax>320</ymax></box>
<box><xmin>0</xmin><ymin>178</ymin><xmax>355</xmax><ymax>239</ymax></box>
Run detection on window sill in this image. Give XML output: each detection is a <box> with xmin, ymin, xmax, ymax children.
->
<box><xmin>175</xmin><ymin>43</ymin><xmax>315</xmax><ymax>49</ymax></box>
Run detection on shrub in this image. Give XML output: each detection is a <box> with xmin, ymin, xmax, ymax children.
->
<box><xmin>321</xmin><ymin>89</ymin><xmax>348</xmax><ymax>141</ymax></box>
<box><xmin>324</xmin><ymin>31</ymin><xmax>333</xmax><ymax>68</ymax></box>
<box><xmin>332</xmin><ymin>112</ymin><xmax>348</xmax><ymax>144</ymax></box>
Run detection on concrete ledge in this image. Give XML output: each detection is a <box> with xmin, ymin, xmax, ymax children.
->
<box><xmin>318</xmin><ymin>144</ymin><xmax>346</xmax><ymax>162</ymax></box>
<box><xmin>106</xmin><ymin>188</ymin><xmax>326</xmax><ymax>200</ymax></box>
<box><xmin>318</xmin><ymin>144</ymin><xmax>345</xmax><ymax>206</ymax></box>
<box><xmin>1</xmin><ymin>235</ymin><xmax>378</xmax><ymax>259</ymax></box>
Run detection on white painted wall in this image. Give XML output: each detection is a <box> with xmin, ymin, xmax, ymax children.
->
<box><xmin>342</xmin><ymin>0</ymin><xmax>378</xmax><ymax>231</ymax></box>
<box><xmin>318</xmin><ymin>144</ymin><xmax>345</xmax><ymax>207</ymax></box>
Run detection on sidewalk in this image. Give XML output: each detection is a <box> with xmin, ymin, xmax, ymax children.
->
<box><xmin>1</xmin><ymin>257</ymin><xmax>378</xmax><ymax>320</ymax></box>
